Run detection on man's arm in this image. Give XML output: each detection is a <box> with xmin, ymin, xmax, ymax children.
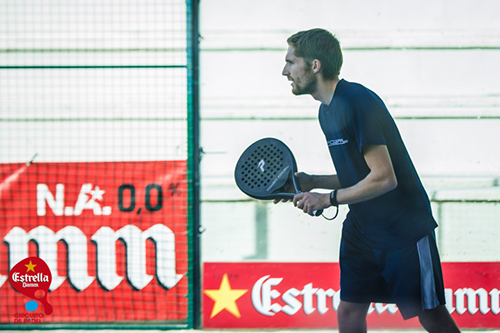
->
<box><xmin>296</xmin><ymin>173</ymin><xmax>341</xmax><ymax>192</ymax></box>
<box><xmin>272</xmin><ymin>173</ymin><xmax>340</xmax><ymax>205</ymax></box>
<box><xmin>294</xmin><ymin>144</ymin><xmax>398</xmax><ymax>215</ymax></box>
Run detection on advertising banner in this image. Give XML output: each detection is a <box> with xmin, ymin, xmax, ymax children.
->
<box><xmin>0</xmin><ymin>161</ymin><xmax>188</xmax><ymax>325</ymax></box>
<box><xmin>203</xmin><ymin>262</ymin><xmax>500</xmax><ymax>329</ymax></box>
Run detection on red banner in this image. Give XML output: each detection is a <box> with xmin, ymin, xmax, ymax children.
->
<box><xmin>203</xmin><ymin>262</ymin><xmax>500</xmax><ymax>329</ymax></box>
<box><xmin>0</xmin><ymin>161</ymin><xmax>188</xmax><ymax>325</ymax></box>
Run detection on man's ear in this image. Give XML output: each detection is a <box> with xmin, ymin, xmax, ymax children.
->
<box><xmin>311</xmin><ymin>59</ymin><xmax>321</xmax><ymax>74</ymax></box>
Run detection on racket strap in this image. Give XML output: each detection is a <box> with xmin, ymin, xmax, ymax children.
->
<box><xmin>321</xmin><ymin>205</ymin><xmax>339</xmax><ymax>221</ymax></box>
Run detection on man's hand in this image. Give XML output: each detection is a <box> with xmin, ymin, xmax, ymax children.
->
<box><xmin>293</xmin><ymin>191</ymin><xmax>330</xmax><ymax>216</ymax></box>
<box><xmin>273</xmin><ymin>172</ymin><xmax>315</xmax><ymax>204</ymax></box>
<box><xmin>295</xmin><ymin>172</ymin><xmax>316</xmax><ymax>192</ymax></box>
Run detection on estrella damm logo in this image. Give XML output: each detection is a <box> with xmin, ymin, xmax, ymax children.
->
<box><xmin>9</xmin><ymin>257</ymin><xmax>53</xmax><ymax>315</ymax></box>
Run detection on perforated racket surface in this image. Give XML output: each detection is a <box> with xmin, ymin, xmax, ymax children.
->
<box><xmin>235</xmin><ymin>138</ymin><xmax>323</xmax><ymax>216</ymax></box>
<box><xmin>235</xmin><ymin>138</ymin><xmax>298</xmax><ymax>200</ymax></box>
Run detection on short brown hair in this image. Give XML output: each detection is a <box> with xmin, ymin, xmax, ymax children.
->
<box><xmin>287</xmin><ymin>28</ymin><xmax>343</xmax><ymax>79</ymax></box>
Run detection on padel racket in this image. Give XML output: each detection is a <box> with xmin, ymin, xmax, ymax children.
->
<box><xmin>234</xmin><ymin>137</ymin><xmax>323</xmax><ymax>216</ymax></box>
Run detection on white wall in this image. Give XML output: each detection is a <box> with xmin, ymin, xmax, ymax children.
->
<box><xmin>199</xmin><ymin>0</ymin><xmax>500</xmax><ymax>262</ymax></box>
<box><xmin>1</xmin><ymin>0</ymin><xmax>499</xmax><ymax>264</ymax></box>
<box><xmin>0</xmin><ymin>0</ymin><xmax>188</xmax><ymax>163</ymax></box>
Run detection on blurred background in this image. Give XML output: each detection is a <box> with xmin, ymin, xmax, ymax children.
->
<box><xmin>1</xmin><ymin>0</ymin><xmax>500</xmax><ymax>329</ymax></box>
<box><xmin>198</xmin><ymin>0</ymin><xmax>500</xmax><ymax>263</ymax></box>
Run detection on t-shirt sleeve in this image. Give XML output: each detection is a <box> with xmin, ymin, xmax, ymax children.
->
<box><xmin>347</xmin><ymin>94</ymin><xmax>387</xmax><ymax>153</ymax></box>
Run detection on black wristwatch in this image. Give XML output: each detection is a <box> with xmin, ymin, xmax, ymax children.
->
<box><xmin>330</xmin><ymin>189</ymin><xmax>338</xmax><ymax>207</ymax></box>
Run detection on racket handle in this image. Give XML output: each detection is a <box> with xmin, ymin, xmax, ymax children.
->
<box><xmin>312</xmin><ymin>209</ymin><xmax>323</xmax><ymax>217</ymax></box>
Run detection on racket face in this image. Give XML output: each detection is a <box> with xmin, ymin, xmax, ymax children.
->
<box><xmin>234</xmin><ymin>138</ymin><xmax>298</xmax><ymax>200</ymax></box>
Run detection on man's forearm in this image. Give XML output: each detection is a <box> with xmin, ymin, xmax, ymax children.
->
<box><xmin>312</xmin><ymin>174</ymin><xmax>341</xmax><ymax>190</ymax></box>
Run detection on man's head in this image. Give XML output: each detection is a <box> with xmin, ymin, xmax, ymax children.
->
<box><xmin>282</xmin><ymin>28</ymin><xmax>342</xmax><ymax>96</ymax></box>
<box><xmin>287</xmin><ymin>28</ymin><xmax>343</xmax><ymax>80</ymax></box>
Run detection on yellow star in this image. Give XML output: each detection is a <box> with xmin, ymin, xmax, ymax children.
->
<box><xmin>25</xmin><ymin>260</ymin><xmax>36</xmax><ymax>273</ymax></box>
<box><xmin>204</xmin><ymin>274</ymin><xmax>248</xmax><ymax>318</ymax></box>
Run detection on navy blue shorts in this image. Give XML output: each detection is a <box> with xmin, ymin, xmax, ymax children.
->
<box><xmin>339</xmin><ymin>232</ymin><xmax>446</xmax><ymax>319</ymax></box>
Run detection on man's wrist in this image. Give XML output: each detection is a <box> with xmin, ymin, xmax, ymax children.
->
<box><xmin>330</xmin><ymin>189</ymin><xmax>338</xmax><ymax>207</ymax></box>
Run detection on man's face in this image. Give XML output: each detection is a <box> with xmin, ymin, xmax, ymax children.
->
<box><xmin>282</xmin><ymin>46</ymin><xmax>317</xmax><ymax>95</ymax></box>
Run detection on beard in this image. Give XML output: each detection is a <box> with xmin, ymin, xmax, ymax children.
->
<box><xmin>291</xmin><ymin>69</ymin><xmax>318</xmax><ymax>96</ymax></box>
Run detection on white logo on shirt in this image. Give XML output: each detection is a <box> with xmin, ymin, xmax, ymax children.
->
<box><xmin>327</xmin><ymin>139</ymin><xmax>349</xmax><ymax>146</ymax></box>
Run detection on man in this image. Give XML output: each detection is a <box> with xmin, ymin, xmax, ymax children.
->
<box><xmin>279</xmin><ymin>28</ymin><xmax>460</xmax><ymax>332</ymax></box>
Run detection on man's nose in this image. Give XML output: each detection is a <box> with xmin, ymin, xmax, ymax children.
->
<box><xmin>282</xmin><ymin>66</ymin><xmax>288</xmax><ymax>76</ymax></box>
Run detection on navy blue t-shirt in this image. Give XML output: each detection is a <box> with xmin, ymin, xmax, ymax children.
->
<box><xmin>319</xmin><ymin>79</ymin><xmax>437</xmax><ymax>250</ymax></box>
